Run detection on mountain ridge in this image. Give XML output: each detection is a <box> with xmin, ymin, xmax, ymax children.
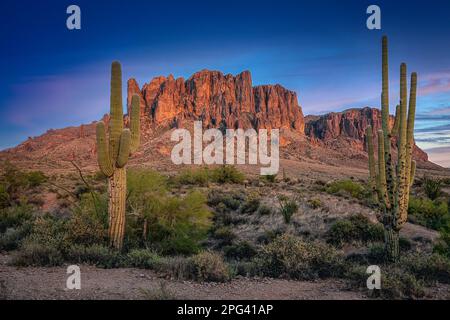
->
<box><xmin>0</xmin><ymin>69</ymin><xmax>440</xmax><ymax>172</ymax></box>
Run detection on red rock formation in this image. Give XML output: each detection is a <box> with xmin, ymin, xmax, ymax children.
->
<box><xmin>126</xmin><ymin>70</ymin><xmax>305</xmax><ymax>132</ymax></box>
<box><xmin>305</xmin><ymin>107</ymin><xmax>428</xmax><ymax>162</ymax></box>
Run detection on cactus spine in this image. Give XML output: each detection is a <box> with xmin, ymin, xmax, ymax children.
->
<box><xmin>96</xmin><ymin>61</ymin><xmax>140</xmax><ymax>250</ymax></box>
<box><xmin>366</xmin><ymin>36</ymin><xmax>417</xmax><ymax>262</ymax></box>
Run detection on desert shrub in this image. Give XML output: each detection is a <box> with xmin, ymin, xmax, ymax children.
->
<box><xmin>20</xmin><ymin>215</ymin><xmax>69</xmax><ymax>257</ymax></box>
<box><xmin>367</xmin><ymin>243</ymin><xmax>386</xmax><ymax>264</ymax></box>
<box><xmin>223</xmin><ymin>241</ymin><xmax>257</xmax><ymax>260</ymax></box>
<box><xmin>423</xmin><ymin>176</ymin><xmax>442</xmax><ymax>200</ymax></box>
<box><xmin>26</xmin><ymin>171</ymin><xmax>47</xmax><ymax>187</ymax></box>
<box><xmin>240</xmin><ymin>197</ymin><xmax>260</xmax><ymax>214</ymax></box>
<box><xmin>380</xmin><ymin>268</ymin><xmax>425</xmax><ymax>299</ymax></box>
<box><xmin>127</xmin><ymin>249</ymin><xmax>161</xmax><ymax>269</ymax></box>
<box><xmin>154</xmin><ymin>256</ymin><xmax>196</xmax><ymax>280</ymax></box>
<box><xmin>0</xmin><ymin>162</ymin><xmax>47</xmax><ymax>204</ymax></box>
<box><xmin>278</xmin><ymin>195</ymin><xmax>298</xmax><ymax>224</ymax></box>
<box><xmin>257</xmin><ymin>205</ymin><xmax>272</xmax><ymax>216</ymax></box>
<box><xmin>192</xmin><ymin>251</ymin><xmax>229</xmax><ymax>282</ymax></box>
<box><xmin>231</xmin><ymin>260</ymin><xmax>259</xmax><ymax>277</ymax></box>
<box><xmin>434</xmin><ymin>231</ymin><xmax>450</xmax><ymax>259</ymax></box>
<box><xmin>175</xmin><ymin>168</ymin><xmax>210</xmax><ymax>186</ymax></box>
<box><xmin>0</xmin><ymin>223</ymin><xmax>32</xmax><ymax>251</ymax></box>
<box><xmin>65</xmin><ymin>244</ymin><xmax>124</xmax><ymax>268</ymax></box>
<box><xmin>11</xmin><ymin>240</ymin><xmax>63</xmax><ymax>267</ymax></box>
<box><xmin>399</xmin><ymin>237</ymin><xmax>413</xmax><ymax>251</ymax></box>
<box><xmin>256</xmin><ymin>234</ymin><xmax>344</xmax><ymax>280</ymax></box>
<box><xmin>207</xmin><ymin>190</ymin><xmax>243</xmax><ymax>211</ymax></box>
<box><xmin>402</xmin><ymin>253</ymin><xmax>450</xmax><ymax>284</ymax></box>
<box><xmin>210</xmin><ymin>166</ymin><xmax>245</xmax><ymax>184</ymax></box>
<box><xmin>0</xmin><ymin>184</ymin><xmax>10</xmax><ymax>208</ymax></box>
<box><xmin>257</xmin><ymin>229</ymin><xmax>285</xmax><ymax>244</ymax></box>
<box><xmin>408</xmin><ymin>196</ymin><xmax>449</xmax><ymax>230</ymax></box>
<box><xmin>326</xmin><ymin>215</ymin><xmax>384</xmax><ymax>247</ymax></box>
<box><xmin>326</xmin><ymin>179</ymin><xmax>367</xmax><ymax>199</ymax></box>
<box><xmin>174</xmin><ymin>166</ymin><xmax>244</xmax><ymax>186</ymax></box>
<box><xmin>262</xmin><ymin>174</ymin><xmax>277</xmax><ymax>183</ymax></box>
<box><xmin>127</xmin><ymin>170</ymin><xmax>212</xmax><ymax>254</ymax></box>
<box><xmin>212</xmin><ymin>227</ymin><xmax>236</xmax><ymax>246</ymax></box>
<box><xmin>146</xmin><ymin>191</ymin><xmax>212</xmax><ymax>255</ymax></box>
<box><xmin>66</xmin><ymin>194</ymin><xmax>108</xmax><ymax>246</ymax></box>
<box><xmin>307</xmin><ymin>198</ymin><xmax>322</xmax><ymax>209</ymax></box>
<box><xmin>0</xmin><ymin>203</ymin><xmax>34</xmax><ymax>233</ymax></box>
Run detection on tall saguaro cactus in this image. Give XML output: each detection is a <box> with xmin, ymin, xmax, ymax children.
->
<box><xmin>96</xmin><ymin>61</ymin><xmax>141</xmax><ymax>250</ymax></box>
<box><xmin>366</xmin><ymin>36</ymin><xmax>417</xmax><ymax>262</ymax></box>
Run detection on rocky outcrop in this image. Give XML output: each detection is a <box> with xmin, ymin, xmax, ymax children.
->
<box><xmin>126</xmin><ymin>70</ymin><xmax>304</xmax><ymax>132</ymax></box>
<box><xmin>305</xmin><ymin>107</ymin><xmax>428</xmax><ymax>162</ymax></box>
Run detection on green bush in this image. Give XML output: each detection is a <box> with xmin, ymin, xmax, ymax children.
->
<box><xmin>127</xmin><ymin>249</ymin><xmax>161</xmax><ymax>269</ymax></box>
<box><xmin>256</xmin><ymin>234</ymin><xmax>344</xmax><ymax>280</ymax></box>
<box><xmin>210</xmin><ymin>166</ymin><xmax>245</xmax><ymax>184</ymax></box>
<box><xmin>11</xmin><ymin>241</ymin><xmax>63</xmax><ymax>267</ymax></box>
<box><xmin>307</xmin><ymin>198</ymin><xmax>322</xmax><ymax>209</ymax></box>
<box><xmin>434</xmin><ymin>231</ymin><xmax>450</xmax><ymax>259</ymax></box>
<box><xmin>207</xmin><ymin>190</ymin><xmax>243</xmax><ymax>211</ymax></box>
<box><xmin>192</xmin><ymin>251</ymin><xmax>230</xmax><ymax>282</ymax></box>
<box><xmin>0</xmin><ymin>162</ymin><xmax>47</xmax><ymax>204</ymax></box>
<box><xmin>0</xmin><ymin>183</ymin><xmax>10</xmax><ymax>208</ymax></box>
<box><xmin>326</xmin><ymin>215</ymin><xmax>384</xmax><ymax>247</ymax></box>
<box><xmin>223</xmin><ymin>241</ymin><xmax>257</xmax><ymax>260</ymax></box>
<box><xmin>326</xmin><ymin>180</ymin><xmax>367</xmax><ymax>199</ymax></box>
<box><xmin>257</xmin><ymin>205</ymin><xmax>272</xmax><ymax>216</ymax></box>
<box><xmin>212</xmin><ymin>227</ymin><xmax>236</xmax><ymax>246</ymax></box>
<box><xmin>146</xmin><ymin>191</ymin><xmax>212</xmax><ymax>255</ymax></box>
<box><xmin>175</xmin><ymin>168</ymin><xmax>210</xmax><ymax>186</ymax></box>
<box><xmin>278</xmin><ymin>195</ymin><xmax>298</xmax><ymax>224</ymax></box>
<box><xmin>0</xmin><ymin>203</ymin><xmax>34</xmax><ymax>233</ymax></box>
<box><xmin>423</xmin><ymin>176</ymin><xmax>442</xmax><ymax>200</ymax></box>
<box><xmin>402</xmin><ymin>253</ymin><xmax>450</xmax><ymax>284</ymax></box>
<box><xmin>0</xmin><ymin>223</ymin><xmax>32</xmax><ymax>251</ymax></box>
<box><xmin>127</xmin><ymin>170</ymin><xmax>212</xmax><ymax>254</ymax></box>
<box><xmin>66</xmin><ymin>194</ymin><xmax>108</xmax><ymax>246</ymax></box>
<box><xmin>26</xmin><ymin>171</ymin><xmax>47</xmax><ymax>187</ymax></box>
<box><xmin>408</xmin><ymin>196</ymin><xmax>449</xmax><ymax>230</ymax></box>
<box><xmin>262</xmin><ymin>174</ymin><xmax>277</xmax><ymax>183</ymax></box>
<box><xmin>175</xmin><ymin>166</ymin><xmax>245</xmax><ymax>185</ymax></box>
<box><xmin>65</xmin><ymin>244</ymin><xmax>124</xmax><ymax>268</ymax></box>
<box><xmin>380</xmin><ymin>267</ymin><xmax>425</xmax><ymax>299</ymax></box>
<box><xmin>240</xmin><ymin>197</ymin><xmax>260</xmax><ymax>214</ymax></box>
<box><xmin>154</xmin><ymin>256</ymin><xmax>196</xmax><ymax>280</ymax></box>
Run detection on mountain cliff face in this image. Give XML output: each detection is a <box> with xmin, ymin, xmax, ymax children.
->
<box><xmin>127</xmin><ymin>70</ymin><xmax>305</xmax><ymax>133</ymax></box>
<box><xmin>305</xmin><ymin>107</ymin><xmax>428</xmax><ymax>162</ymax></box>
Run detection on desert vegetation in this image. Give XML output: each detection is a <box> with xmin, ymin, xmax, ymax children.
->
<box><xmin>1</xmin><ymin>159</ymin><xmax>449</xmax><ymax>299</ymax></box>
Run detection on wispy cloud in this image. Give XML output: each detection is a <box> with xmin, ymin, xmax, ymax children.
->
<box><xmin>418</xmin><ymin>71</ymin><xmax>450</xmax><ymax>96</ymax></box>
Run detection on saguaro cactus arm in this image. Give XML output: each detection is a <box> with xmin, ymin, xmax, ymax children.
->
<box><xmin>96</xmin><ymin>121</ymin><xmax>114</xmax><ymax>177</ymax></box>
<box><xmin>116</xmin><ymin>129</ymin><xmax>131</xmax><ymax>168</ymax></box>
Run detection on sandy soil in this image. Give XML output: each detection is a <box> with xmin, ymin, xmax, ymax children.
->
<box><xmin>0</xmin><ymin>254</ymin><xmax>365</xmax><ymax>300</ymax></box>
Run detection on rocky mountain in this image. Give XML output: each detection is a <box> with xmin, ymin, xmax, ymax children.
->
<box><xmin>0</xmin><ymin>69</ymin><xmax>438</xmax><ymax>172</ymax></box>
<box><xmin>305</xmin><ymin>107</ymin><xmax>428</xmax><ymax>162</ymax></box>
<box><xmin>126</xmin><ymin>70</ymin><xmax>304</xmax><ymax>134</ymax></box>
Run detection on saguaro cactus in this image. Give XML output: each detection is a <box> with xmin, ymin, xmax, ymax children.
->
<box><xmin>96</xmin><ymin>61</ymin><xmax>141</xmax><ymax>250</ymax></box>
<box><xmin>366</xmin><ymin>36</ymin><xmax>417</xmax><ymax>262</ymax></box>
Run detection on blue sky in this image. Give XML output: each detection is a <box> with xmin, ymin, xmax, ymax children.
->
<box><xmin>1</xmin><ymin>0</ymin><xmax>450</xmax><ymax>166</ymax></box>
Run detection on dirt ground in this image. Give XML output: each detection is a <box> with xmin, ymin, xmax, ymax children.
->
<box><xmin>0</xmin><ymin>253</ymin><xmax>365</xmax><ymax>300</ymax></box>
